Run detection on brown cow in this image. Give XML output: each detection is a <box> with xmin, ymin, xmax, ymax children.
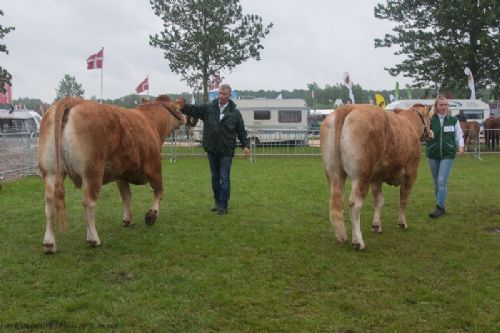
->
<box><xmin>320</xmin><ymin>104</ymin><xmax>433</xmax><ymax>250</ymax></box>
<box><xmin>484</xmin><ymin>116</ymin><xmax>500</xmax><ymax>150</ymax></box>
<box><xmin>459</xmin><ymin>120</ymin><xmax>480</xmax><ymax>148</ymax></box>
<box><xmin>38</xmin><ymin>95</ymin><xmax>185</xmax><ymax>253</ymax></box>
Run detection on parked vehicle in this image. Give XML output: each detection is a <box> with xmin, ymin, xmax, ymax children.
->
<box><xmin>386</xmin><ymin>99</ymin><xmax>491</xmax><ymax>139</ymax></box>
<box><xmin>0</xmin><ymin>109</ymin><xmax>42</xmax><ymax>135</ymax></box>
<box><xmin>386</xmin><ymin>99</ymin><xmax>490</xmax><ymax>125</ymax></box>
<box><xmin>192</xmin><ymin>99</ymin><xmax>310</xmax><ymax>145</ymax></box>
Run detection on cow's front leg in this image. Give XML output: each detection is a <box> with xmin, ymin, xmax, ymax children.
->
<box><xmin>43</xmin><ymin>175</ymin><xmax>57</xmax><ymax>254</ymax></box>
<box><xmin>145</xmin><ymin>163</ymin><xmax>163</xmax><ymax>225</ymax></box>
<box><xmin>371</xmin><ymin>181</ymin><xmax>384</xmax><ymax>233</ymax></box>
<box><xmin>116</xmin><ymin>180</ymin><xmax>133</xmax><ymax>226</ymax></box>
<box><xmin>83</xmin><ymin>179</ymin><xmax>101</xmax><ymax>247</ymax></box>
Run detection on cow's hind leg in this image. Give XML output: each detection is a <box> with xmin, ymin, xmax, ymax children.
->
<box><xmin>82</xmin><ymin>178</ymin><xmax>101</xmax><ymax>247</ymax></box>
<box><xmin>330</xmin><ymin>174</ymin><xmax>347</xmax><ymax>243</ymax></box>
<box><xmin>42</xmin><ymin>174</ymin><xmax>58</xmax><ymax>254</ymax></box>
<box><xmin>398</xmin><ymin>175</ymin><xmax>416</xmax><ymax>229</ymax></box>
<box><xmin>116</xmin><ymin>180</ymin><xmax>133</xmax><ymax>226</ymax></box>
<box><xmin>349</xmin><ymin>179</ymin><xmax>370</xmax><ymax>250</ymax></box>
<box><xmin>145</xmin><ymin>161</ymin><xmax>163</xmax><ymax>225</ymax></box>
<box><xmin>371</xmin><ymin>181</ymin><xmax>384</xmax><ymax>233</ymax></box>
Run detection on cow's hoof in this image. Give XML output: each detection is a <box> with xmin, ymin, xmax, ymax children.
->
<box><xmin>122</xmin><ymin>220</ymin><xmax>135</xmax><ymax>227</ymax></box>
<box><xmin>352</xmin><ymin>243</ymin><xmax>365</xmax><ymax>251</ymax></box>
<box><xmin>334</xmin><ymin>232</ymin><xmax>348</xmax><ymax>243</ymax></box>
<box><xmin>372</xmin><ymin>225</ymin><xmax>382</xmax><ymax>233</ymax></box>
<box><xmin>87</xmin><ymin>240</ymin><xmax>101</xmax><ymax>247</ymax></box>
<box><xmin>43</xmin><ymin>243</ymin><xmax>57</xmax><ymax>254</ymax></box>
<box><xmin>145</xmin><ymin>210</ymin><xmax>157</xmax><ymax>225</ymax></box>
<box><xmin>397</xmin><ymin>223</ymin><xmax>408</xmax><ymax>229</ymax></box>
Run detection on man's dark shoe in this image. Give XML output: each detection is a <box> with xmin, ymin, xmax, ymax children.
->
<box><xmin>429</xmin><ymin>205</ymin><xmax>446</xmax><ymax>218</ymax></box>
<box><xmin>211</xmin><ymin>206</ymin><xmax>219</xmax><ymax>212</ymax></box>
<box><xmin>217</xmin><ymin>208</ymin><xmax>228</xmax><ymax>215</ymax></box>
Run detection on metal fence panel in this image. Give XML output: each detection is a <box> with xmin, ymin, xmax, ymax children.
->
<box><xmin>162</xmin><ymin>127</ymin><xmax>500</xmax><ymax>162</ymax></box>
<box><xmin>0</xmin><ymin>129</ymin><xmax>39</xmax><ymax>180</ymax></box>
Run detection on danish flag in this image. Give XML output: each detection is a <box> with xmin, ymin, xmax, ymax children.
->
<box><xmin>87</xmin><ymin>48</ymin><xmax>104</xmax><ymax>70</ymax></box>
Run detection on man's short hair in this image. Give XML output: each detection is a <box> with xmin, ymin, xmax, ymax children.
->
<box><xmin>219</xmin><ymin>84</ymin><xmax>232</xmax><ymax>93</ymax></box>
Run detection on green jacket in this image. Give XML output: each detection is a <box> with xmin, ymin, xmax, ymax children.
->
<box><xmin>182</xmin><ymin>99</ymin><xmax>249</xmax><ymax>157</ymax></box>
<box><xmin>426</xmin><ymin>115</ymin><xmax>458</xmax><ymax>160</ymax></box>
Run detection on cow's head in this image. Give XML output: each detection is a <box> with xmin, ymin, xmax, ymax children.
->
<box><xmin>412</xmin><ymin>104</ymin><xmax>434</xmax><ymax>141</ymax></box>
<box><xmin>155</xmin><ymin>95</ymin><xmax>186</xmax><ymax>126</ymax></box>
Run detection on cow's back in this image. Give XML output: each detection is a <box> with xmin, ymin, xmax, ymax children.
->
<box><xmin>338</xmin><ymin>105</ymin><xmax>421</xmax><ymax>185</ymax></box>
<box><xmin>338</xmin><ymin>105</ymin><xmax>388</xmax><ymax>180</ymax></box>
<box><xmin>41</xmin><ymin>101</ymin><xmax>163</xmax><ymax>186</ymax></box>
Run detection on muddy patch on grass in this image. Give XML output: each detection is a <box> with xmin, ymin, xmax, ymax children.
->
<box><xmin>482</xmin><ymin>226</ymin><xmax>500</xmax><ymax>233</ymax></box>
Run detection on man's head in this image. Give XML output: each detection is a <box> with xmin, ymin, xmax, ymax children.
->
<box><xmin>218</xmin><ymin>84</ymin><xmax>231</xmax><ymax>105</ymax></box>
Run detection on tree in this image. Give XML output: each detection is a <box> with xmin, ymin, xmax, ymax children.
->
<box><xmin>0</xmin><ymin>9</ymin><xmax>15</xmax><ymax>94</ymax></box>
<box><xmin>149</xmin><ymin>0</ymin><xmax>272</xmax><ymax>102</ymax></box>
<box><xmin>55</xmin><ymin>74</ymin><xmax>85</xmax><ymax>100</ymax></box>
<box><xmin>374</xmin><ymin>0</ymin><xmax>499</xmax><ymax>98</ymax></box>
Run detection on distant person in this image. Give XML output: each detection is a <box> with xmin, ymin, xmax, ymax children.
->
<box><xmin>426</xmin><ymin>96</ymin><xmax>464</xmax><ymax>218</ymax></box>
<box><xmin>177</xmin><ymin>84</ymin><xmax>250</xmax><ymax>215</ymax></box>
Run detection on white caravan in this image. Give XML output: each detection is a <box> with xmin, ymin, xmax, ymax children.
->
<box><xmin>0</xmin><ymin>109</ymin><xmax>42</xmax><ymax>135</ymax></box>
<box><xmin>386</xmin><ymin>99</ymin><xmax>491</xmax><ymax>126</ymax></box>
<box><xmin>192</xmin><ymin>99</ymin><xmax>310</xmax><ymax>144</ymax></box>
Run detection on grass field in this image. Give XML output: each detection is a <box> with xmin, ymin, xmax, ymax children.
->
<box><xmin>0</xmin><ymin>155</ymin><xmax>499</xmax><ymax>332</ymax></box>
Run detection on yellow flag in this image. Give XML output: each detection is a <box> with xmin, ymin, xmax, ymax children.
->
<box><xmin>375</xmin><ymin>93</ymin><xmax>386</xmax><ymax>109</ymax></box>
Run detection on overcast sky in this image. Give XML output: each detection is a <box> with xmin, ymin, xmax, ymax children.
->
<box><xmin>1</xmin><ymin>0</ymin><xmax>409</xmax><ymax>103</ymax></box>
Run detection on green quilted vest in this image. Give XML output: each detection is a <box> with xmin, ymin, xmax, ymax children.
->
<box><xmin>426</xmin><ymin>115</ymin><xmax>458</xmax><ymax>160</ymax></box>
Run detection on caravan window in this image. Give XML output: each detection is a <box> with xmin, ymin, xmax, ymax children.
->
<box><xmin>462</xmin><ymin>110</ymin><xmax>484</xmax><ymax>120</ymax></box>
<box><xmin>254</xmin><ymin>110</ymin><xmax>271</xmax><ymax>120</ymax></box>
<box><xmin>278</xmin><ymin>110</ymin><xmax>302</xmax><ymax>123</ymax></box>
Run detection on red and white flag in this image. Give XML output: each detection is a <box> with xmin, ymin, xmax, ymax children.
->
<box><xmin>0</xmin><ymin>83</ymin><xmax>13</xmax><ymax>104</ymax></box>
<box><xmin>135</xmin><ymin>77</ymin><xmax>149</xmax><ymax>94</ymax></box>
<box><xmin>87</xmin><ymin>48</ymin><xmax>104</xmax><ymax>70</ymax></box>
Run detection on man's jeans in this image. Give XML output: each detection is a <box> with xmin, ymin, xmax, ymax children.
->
<box><xmin>208</xmin><ymin>153</ymin><xmax>233</xmax><ymax>209</ymax></box>
<box><xmin>428</xmin><ymin>158</ymin><xmax>455</xmax><ymax>208</ymax></box>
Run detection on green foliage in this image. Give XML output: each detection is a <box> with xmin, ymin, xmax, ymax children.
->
<box><xmin>55</xmin><ymin>74</ymin><xmax>85</xmax><ymax>100</ymax></box>
<box><xmin>0</xmin><ymin>9</ymin><xmax>15</xmax><ymax>94</ymax></box>
<box><xmin>374</xmin><ymin>0</ymin><xmax>500</xmax><ymax>98</ymax></box>
<box><xmin>149</xmin><ymin>0</ymin><xmax>272</xmax><ymax>102</ymax></box>
<box><xmin>10</xmin><ymin>97</ymin><xmax>47</xmax><ymax>111</ymax></box>
<box><xmin>0</xmin><ymin>156</ymin><xmax>499</xmax><ymax>331</ymax></box>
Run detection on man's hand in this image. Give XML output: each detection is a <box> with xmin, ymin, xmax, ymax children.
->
<box><xmin>243</xmin><ymin>147</ymin><xmax>250</xmax><ymax>158</ymax></box>
<box><xmin>457</xmin><ymin>146</ymin><xmax>465</xmax><ymax>156</ymax></box>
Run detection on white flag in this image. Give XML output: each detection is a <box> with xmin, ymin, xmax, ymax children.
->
<box><xmin>464</xmin><ymin>67</ymin><xmax>476</xmax><ymax>100</ymax></box>
<box><xmin>343</xmin><ymin>72</ymin><xmax>355</xmax><ymax>103</ymax></box>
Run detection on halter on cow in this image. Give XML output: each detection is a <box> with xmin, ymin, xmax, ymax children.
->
<box><xmin>320</xmin><ymin>104</ymin><xmax>433</xmax><ymax>250</ymax></box>
<box><xmin>38</xmin><ymin>95</ymin><xmax>185</xmax><ymax>253</ymax></box>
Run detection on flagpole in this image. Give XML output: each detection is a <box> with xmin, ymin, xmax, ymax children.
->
<box><xmin>100</xmin><ymin>47</ymin><xmax>104</xmax><ymax>103</ymax></box>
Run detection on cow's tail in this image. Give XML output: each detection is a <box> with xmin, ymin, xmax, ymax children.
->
<box><xmin>52</xmin><ymin>97</ymin><xmax>83</xmax><ymax>231</ymax></box>
<box><xmin>321</xmin><ymin>105</ymin><xmax>353</xmax><ymax>179</ymax></box>
<box><xmin>321</xmin><ymin>105</ymin><xmax>354</xmax><ymax>243</ymax></box>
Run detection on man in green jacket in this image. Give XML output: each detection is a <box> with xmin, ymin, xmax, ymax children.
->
<box><xmin>178</xmin><ymin>84</ymin><xmax>250</xmax><ymax>215</ymax></box>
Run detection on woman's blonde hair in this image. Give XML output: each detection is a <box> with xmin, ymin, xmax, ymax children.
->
<box><xmin>434</xmin><ymin>95</ymin><xmax>448</xmax><ymax>110</ymax></box>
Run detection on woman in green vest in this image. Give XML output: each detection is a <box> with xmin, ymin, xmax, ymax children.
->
<box><xmin>426</xmin><ymin>96</ymin><xmax>465</xmax><ymax>218</ymax></box>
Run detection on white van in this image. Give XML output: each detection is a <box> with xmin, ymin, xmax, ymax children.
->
<box><xmin>386</xmin><ymin>99</ymin><xmax>491</xmax><ymax>125</ymax></box>
<box><xmin>0</xmin><ymin>109</ymin><xmax>42</xmax><ymax>135</ymax></box>
<box><xmin>193</xmin><ymin>99</ymin><xmax>310</xmax><ymax>144</ymax></box>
